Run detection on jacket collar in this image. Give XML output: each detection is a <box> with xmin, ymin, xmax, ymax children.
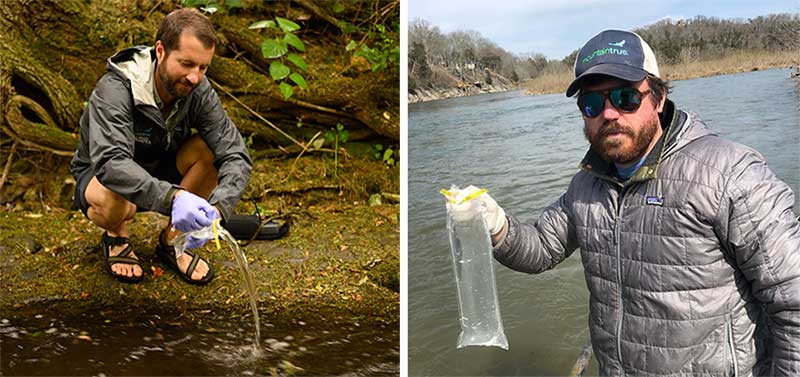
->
<box><xmin>579</xmin><ymin>99</ymin><xmax>687</xmax><ymax>186</ymax></box>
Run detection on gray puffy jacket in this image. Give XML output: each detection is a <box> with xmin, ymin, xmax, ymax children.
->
<box><xmin>70</xmin><ymin>46</ymin><xmax>252</xmax><ymax>221</ymax></box>
<box><xmin>494</xmin><ymin>100</ymin><xmax>800</xmax><ymax>376</ymax></box>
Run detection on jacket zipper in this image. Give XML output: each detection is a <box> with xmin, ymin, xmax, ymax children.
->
<box><xmin>725</xmin><ymin>318</ymin><xmax>739</xmax><ymax>377</ymax></box>
<box><xmin>615</xmin><ymin>186</ymin><xmax>629</xmax><ymax>371</ymax></box>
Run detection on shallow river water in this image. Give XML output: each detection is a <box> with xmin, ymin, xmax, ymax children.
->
<box><xmin>1</xmin><ymin>302</ymin><xmax>398</xmax><ymax>376</ymax></box>
<box><xmin>408</xmin><ymin>68</ymin><xmax>800</xmax><ymax>375</ymax></box>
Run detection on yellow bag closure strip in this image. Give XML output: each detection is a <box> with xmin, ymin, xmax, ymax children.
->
<box><xmin>212</xmin><ymin>219</ymin><xmax>221</xmax><ymax>249</ymax></box>
<box><xmin>440</xmin><ymin>188</ymin><xmax>488</xmax><ymax>205</ymax></box>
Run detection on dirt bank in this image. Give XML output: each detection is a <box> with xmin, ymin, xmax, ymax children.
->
<box><xmin>0</xmin><ymin>153</ymin><xmax>399</xmax><ymax>326</ymax></box>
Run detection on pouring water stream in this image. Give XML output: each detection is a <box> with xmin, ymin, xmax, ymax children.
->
<box><xmin>174</xmin><ymin>221</ymin><xmax>261</xmax><ymax>350</ymax></box>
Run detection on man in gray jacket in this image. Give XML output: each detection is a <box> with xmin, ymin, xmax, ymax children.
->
<box><xmin>70</xmin><ymin>8</ymin><xmax>252</xmax><ymax>285</ymax></box>
<box><xmin>472</xmin><ymin>30</ymin><xmax>800</xmax><ymax>375</ymax></box>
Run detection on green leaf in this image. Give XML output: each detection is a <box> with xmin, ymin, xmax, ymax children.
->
<box><xmin>249</xmin><ymin>20</ymin><xmax>276</xmax><ymax>29</ymax></box>
<box><xmin>269</xmin><ymin>61</ymin><xmax>290</xmax><ymax>81</ymax></box>
<box><xmin>345</xmin><ymin>40</ymin><xmax>358</xmax><ymax>52</ymax></box>
<box><xmin>226</xmin><ymin>0</ymin><xmax>243</xmax><ymax>8</ymax></box>
<box><xmin>289</xmin><ymin>73</ymin><xmax>307</xmax><ymax>89</ymax></box>
<box><xmin>261</xmin><ymin>39</ymin><xmax>287</xmax><ymax>59</ymax></box>
<box><xmin>332</xmin><ymin>1</ymin><xmax>345</xmax><ymax>13</ymax></box>
<box><xmin>383</xmin><ymin>148</ymin><xmax>393</xmax><ymax>161</ymax></box>
<box><xmin>279</xmin><ymin>82</ymin><xmax>294</xmax><ymax>100</ymax></box>
<box><xmin>287</xmin><ymin>53</ymin><xmax>307</xmax><ymax>71</ymax></box>
<box><xmin>276</xmin><ymin>17</ymin><xmax>300</xmax><ymax>33</ymax></box>
<box><xmin>339</xmin><ymin>130</ymin><xmax>349</xmax><ymax>143</ymax></box>
<box><xmin>283</xmin><ymin>33</ymin><xmax>305</xmax><ymax>52</ymax></box>
<box><xmin>341</xmin><ymin>21</ymin><xmax>356</xmax><ymax>34</ymax></box>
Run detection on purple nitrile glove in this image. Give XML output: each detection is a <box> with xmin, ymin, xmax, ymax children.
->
<box><xmin>171</xmin><ymin>191</ymin><xmax>219</xmax><ymax>234</ymax></box>
<box><xmin>185</xmin><ymin>235</ymin><xmax>208</xmax><ymax>250</ymax></box>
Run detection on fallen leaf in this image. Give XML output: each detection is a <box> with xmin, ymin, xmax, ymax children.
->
<box><xmin>76</xmin><ymin>334</ymin><xmax>92</xmax><ymax>341</ymax></box>
<box><xmin>80</xmin><ymin>292</ymin><xmax>89</xmax><ymax>299</ymax></box>
<box><xmin>151</xmin><ymin>266</ymin><xmax>164</xmax><ymax>279</ymax></box>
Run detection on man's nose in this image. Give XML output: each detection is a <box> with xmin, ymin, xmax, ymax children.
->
<box><xmin>602</xmin><ymin>97</ymin><xmax>621</xmax><ymax>120</ymax></box>
<box><xmin>186</xmin><ymin>69</ymin><xmax>202</xmax><ymax>85</ymax></box>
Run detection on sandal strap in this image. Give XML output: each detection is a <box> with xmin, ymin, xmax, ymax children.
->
<box><xmin>108</xmin><ymin>255</ymin><xmax>142</xmax><ymax>266</ymax></box>
<box><xmin>102</xmin><ymin>232</ymin><xmax>130</xmax><ymax>247</ymax></box>
<box><xmin>186</xmin><ymin>251</ymin><xmax>201</xmax><ymax>277</ymax></box>
<box><xmin>115</xmin><ymin>243</ymin><xmax>134</xmax><ymax>258</ymax></box>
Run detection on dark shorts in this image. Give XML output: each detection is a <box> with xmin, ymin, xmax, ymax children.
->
<box><xmin>74</xmin><ymin>152</ymin><xmax>183</xmax><ymax>218</ymax></box>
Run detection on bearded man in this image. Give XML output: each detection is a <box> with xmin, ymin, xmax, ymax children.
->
<box><xmin>469</xmin><ymin>29</ymin><xmax>800</xmax><ymax>376</ymax></box>
<box><xmin>70</xmin><ymin>8</ymin><xmax>252</xmax><ymax>285</ymax></box>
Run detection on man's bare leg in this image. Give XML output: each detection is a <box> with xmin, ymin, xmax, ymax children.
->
<box><xmin>85</xmin><ymin>177</ymin><xmax>142</xmax><ymax>279</ymax></box>
<box><xmin>165</xmin><ymin>135</ymin><xmax>218</xmax><ymax>281</ymax></box>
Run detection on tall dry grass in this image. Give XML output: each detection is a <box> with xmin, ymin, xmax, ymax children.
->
<box><xmin>522</xmin><ymin>49</ymin><xmax>800</xmax><ymax>95</ymax></box>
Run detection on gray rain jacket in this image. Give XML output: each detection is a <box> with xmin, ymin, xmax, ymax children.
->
<box><xmin>494</xmin><ymin>100</ymin><xmax>800</xmax><ymax>376</ymax></box>
<box><xmin>70</xmin><ymin>46</ymin><xmax>252</xmax><ymax>222</ymax></box>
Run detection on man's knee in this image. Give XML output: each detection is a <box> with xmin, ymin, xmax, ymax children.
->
<box><xmin>177</xmin><ymin>135</ymin><xmax>215</xmax><ymax>174</ymax></box>
<box><xmin>85</xmin><ymin>177</ymin><xmax>136</xmax><ymax>226</ymax></box>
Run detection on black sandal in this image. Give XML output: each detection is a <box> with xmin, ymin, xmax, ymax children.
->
<box><xmin>156</xmin><ymin>228</ymin><xmax>215</xmax><ymax>286</ymax></box>
<box><xmin>101</xmin><ymin>232</ymin><xmax>144</xmax><ymax>283</ymax></box>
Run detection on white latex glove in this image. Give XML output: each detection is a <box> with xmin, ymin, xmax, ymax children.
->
<box><xmin>461</xmin><ymin>185</ymin><xmax>507</xmax><ymax>236</ymax></box>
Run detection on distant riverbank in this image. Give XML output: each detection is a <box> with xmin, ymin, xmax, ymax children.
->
<box><xmin>408</xmin><ymin>50</ymin><xmax>799</xmax><ymax>104</ymax></box>
<box><xmin>523</xmin><ymin>49</ymin><xmax>800</xmax><ymax>95</ymax></box>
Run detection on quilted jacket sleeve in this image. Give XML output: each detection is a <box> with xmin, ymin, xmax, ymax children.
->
<box><xmin>717</xmin><ymin>149</ymin><xmax>800</xmax><ymax>376</ymax></box>
<box><xmin>492</xmin><ymin>190</ymin><xmax>579</xmax><ymax>274</ymax></box>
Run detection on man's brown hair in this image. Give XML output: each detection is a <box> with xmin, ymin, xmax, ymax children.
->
<box><xmin>156</xmin><ymin>8</ymin><xmax>217</xmax><ymax>54</ymax></box>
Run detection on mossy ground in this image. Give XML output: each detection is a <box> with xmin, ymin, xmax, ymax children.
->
<box><xmin>0</xmin><ymin>152</ymin><xmax>399</xmax><ymax>327</ymax></box>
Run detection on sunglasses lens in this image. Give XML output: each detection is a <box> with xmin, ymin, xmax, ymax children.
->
<box><xmin>611</xmin><ymin>88</ymin><xmax>643</xmax><ymax>112</ymax></box>
<box><xmin>579</xmin><ymin>93</ymin><xmax>604</xmax><ymax>118</ymax></box>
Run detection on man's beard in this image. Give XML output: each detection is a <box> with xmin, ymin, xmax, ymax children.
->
<box><xmin>584</xmin><ymin>117</ymin><xmax>660</xmax><ymax>164</ymax></box>
<box><xmin>157</xmin><ymin>61</ymin><xmax>196</xmax><ymax>99</ymax></box>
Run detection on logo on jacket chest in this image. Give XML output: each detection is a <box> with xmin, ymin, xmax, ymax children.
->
<box><xmin>134</xmin><ymin>127</ymin><xmax>153</xmax><ymax>145</ymax></box>
<box><xmin>645</xmin><ymin>196</ymin><xmax>664</xmax><ymax>206</ymax></box>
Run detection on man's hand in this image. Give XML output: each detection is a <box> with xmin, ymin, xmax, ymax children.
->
<box><xmin>171</xmin><ymin>190</ymin><xmax>220</xmax><ymax>234</ymax></box>
<box><xmin>462</xmin><ymin>185</ymin><xmax>507</xmax><ymax>237</ymax></box>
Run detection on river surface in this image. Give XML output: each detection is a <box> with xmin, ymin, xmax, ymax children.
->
<box><xmin>408</xmin><ymin>68</ymin><xmax>800</xmax><ymax>376</ymax></box>
<box><xmin>1</xmin><ymin>302</ymin><xmax>398</xmax><ymax>376</ymax></box>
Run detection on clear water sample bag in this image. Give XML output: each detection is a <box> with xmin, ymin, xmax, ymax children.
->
<box><xmin>442</xmin><ymin>186</ymin><xmax>509</xmax><ymax>350</ymax></box>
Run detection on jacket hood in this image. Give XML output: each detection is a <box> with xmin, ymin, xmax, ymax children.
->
<box><xmin>106</xmin><ymin>46</ymin><xmax>159</xmax><ymax>108</ymax></box>
<box><xmin>579</xmin><ymin>99</ymin><xmax>715</xmax><ymax>185</ymax></box>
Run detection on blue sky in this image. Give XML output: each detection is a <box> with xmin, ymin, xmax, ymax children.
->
<box><xmin>408</xmin><ymin>0</ymin><xmax>800</xmax><ymax>60</ymax></box>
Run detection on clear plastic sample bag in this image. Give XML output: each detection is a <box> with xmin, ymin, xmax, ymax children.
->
<box><xmin>442</xmin><ymin>185</ymin><xmax>509</xmax><ymax>350</ymax></box>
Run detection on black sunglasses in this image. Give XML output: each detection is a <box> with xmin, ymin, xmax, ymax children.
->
<box><xmin>577</xmin><ymin>87</ymin><xmax>649</xmax><ymax>118</ymax></box>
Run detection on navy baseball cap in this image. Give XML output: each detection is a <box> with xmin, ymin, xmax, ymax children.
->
<box><xmin>565</xmin><ymin>29</ymin><xmax>660</xmax><ymax>97</ymax></box>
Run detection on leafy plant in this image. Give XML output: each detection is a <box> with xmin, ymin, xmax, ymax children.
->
<box><xmin>346</xmin><ymin>22</ymin><xmax>399</xmax><ymax>72</ymax></box>
<box><xmin>325</xmin><ymin>123</ymin><xmax>349</xmax><ymax>179</ymax></box>
<box><xmin>249</xmin><ymin>17</ymin><xmax>309</xmax><ymax>100</ymax></box>
<box><xmin>372</xmin><ymin>144</ymin><xmax>396</xmax><ymax>165</ymax></box>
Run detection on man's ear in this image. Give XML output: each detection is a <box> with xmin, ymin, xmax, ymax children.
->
<box><xmin>155</xmin><ymin>40</ymin><xmax>165</xmax><ymax>62</ymax></box>
<box><xmin>655</xmin><ymin>89</ymin><xmax>667</xmax><ymax>113</ymax></box>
